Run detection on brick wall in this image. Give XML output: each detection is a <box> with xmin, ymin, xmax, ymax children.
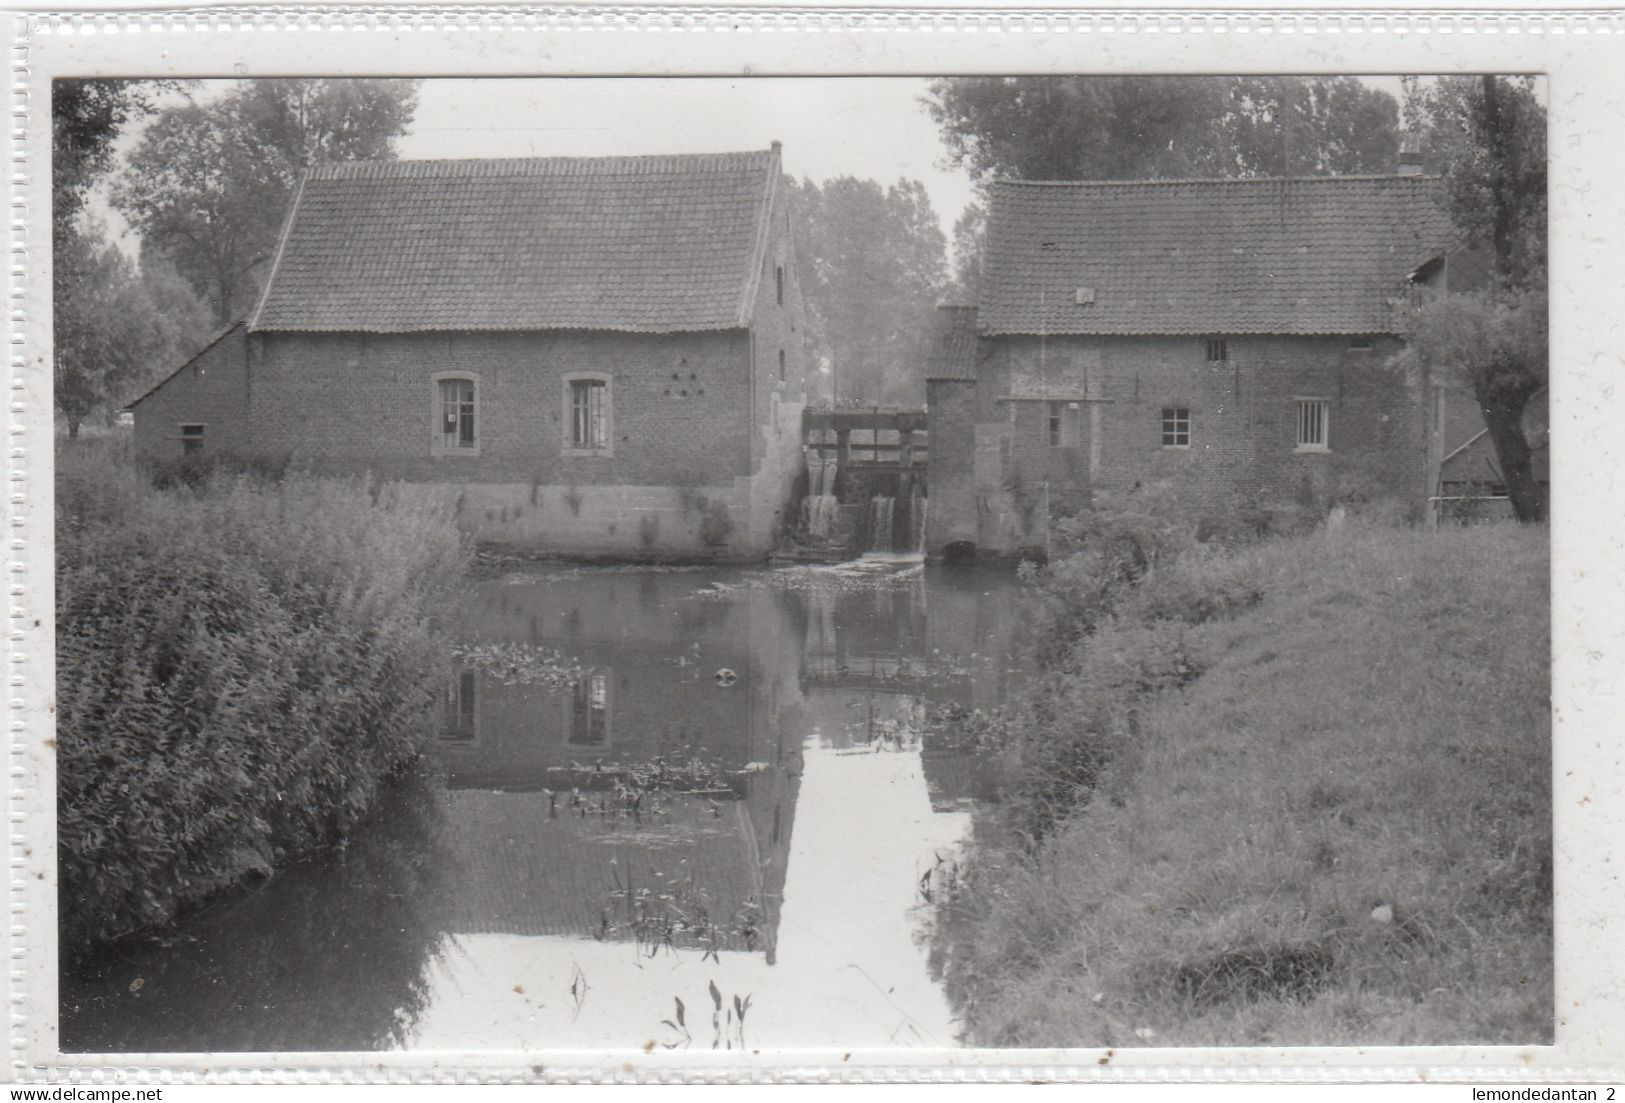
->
<box><xmin>248</xmin><ymin>328</ymin><xmax>755</xmax><ymax>486</ymax></box>
<box><xmin>739</xmin><ymin>176</ymin><xmax>813</xmax><ymax>548</ymax></box>
<box><xmin>928</xmin><ymin>331</ymin><xmax>1430</xmax><ymax>554</ymax></box>
<box><xmin>924</xmin><ymin>378</ymin><xmax>979</xmax><ymax>549</ymax></box>
<box><xmin>131</xmin><ymin>324</ymin><xmax>250</xmax><ymax>461</ymax></box>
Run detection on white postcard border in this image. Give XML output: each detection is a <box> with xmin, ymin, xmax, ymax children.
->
<box><xmin>8</xmin><ymin>4</ymin><xmax>1622</xmax><ymax>1082</ymax></box>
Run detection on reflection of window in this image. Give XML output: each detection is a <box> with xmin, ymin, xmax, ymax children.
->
<box><xmin>1296</xmin><ymin>399</ymin><xmax>1331</xmax><ymax>452</ymax></box>
<box><xmin>433</xmin><ymin>375</ymin><xmax>478</xmax><ymax>455</ymax></box>
<box><xmin>568</xmin><ymin>670</ymin><xmax>610</xmax><ymax>747</ymax></box>
<box><xmin>441</xmin><ymin>670</ymin><xmax>478</xmax><ymax>743</ymax></box>
<box><xmin>1161</xmin><ymin>406</ymin><xmax>1190</xmax><ymax>448</ymax></box>
<box><xmin>180</xmin><ymin>424</ymin><xmax>205</xmax><ymax>454</ymax></box>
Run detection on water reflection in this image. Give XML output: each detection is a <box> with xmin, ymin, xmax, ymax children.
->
<box><xmin>60</xmin><ymin>763</ymin><xmax>450</xmax><ymax>1053</ymax></box>
<box><xmin>60</xmin><ymin>560</ymin><xmax>1031</xmax><ymax>1052</ymax></box>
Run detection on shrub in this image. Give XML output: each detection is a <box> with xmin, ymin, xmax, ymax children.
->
<box><xmin>56</xmin><ymin>441</ymin><xmax>471</xmax><ymax>951</ymax></box>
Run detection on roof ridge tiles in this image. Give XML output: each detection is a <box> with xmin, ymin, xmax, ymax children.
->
<box><xmin>990</xmin><ymin>173</ymin><xmax>1441</xmax><ymax>189</ymax></box>
<box><xmin>310</xmin><ymin>149</ymin><xmax>777</xmax><ymax>181</ymax></box>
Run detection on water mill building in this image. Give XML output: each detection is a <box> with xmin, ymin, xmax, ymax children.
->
<box><xmin>131</xmin><ymin>145</ymin><xmax>810</xmax><ymax>560</ymax></box>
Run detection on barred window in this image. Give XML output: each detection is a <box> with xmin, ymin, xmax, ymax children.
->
<box><xmin>436</xmin><ymin>377</ymin><xmax>477</xmax><ymax>453</ymax></box>
<box><xmin>571</xmin><ymin>379</ymin><xmax>609</xmax><ymax>450</ymax></box>
<box><xmin>1296</xmin><ymin>399</ymin><xmax>1330</xmax><ymax>451</ymax></box>
<box><xmin>1161</xmin><ymin>407</ymin><xmax>1190</xmax><ymax>448</ymax></box>
<box><xmin>1205</xmin><ymin>338</ymin><xmax>1228</xmax><ymax>362</ymax></box>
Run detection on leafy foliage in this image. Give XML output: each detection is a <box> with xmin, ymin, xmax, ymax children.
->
<box><xmin>52</xmin><ymin>80</ymin><xmax>211</xmax><ymax>436</ymax></box>
<box><xmin>922</xmin><ymin>76</ymin><xmax>1402</xmax><ymax>185</ymax></box>
<box><xmin>112</xmin><ymin>79</ymin><xmax>419</xmax><ymax>323</ymax></box>
<box><xmin>1399</xmin><ymin>76</ymin><xmax>1548</xmax><ymax>522</ymax></box>
<box><xmin>1403</xmin><ymin>75</ymin><xmax>1547</xmax><ymax>287</ymax></box>
<box><xmin>790</xmin><ymin>176</ymin><xmax>948</xmax><ymax>406</ymax></box>
<box><xmin>54</xmin><ymin>224</ymin><xmax>213</xmax><ymax>437</ymax></box>
<box><xmin>55</xmin><ymin>438</ymin><xmax>470</xmax><ymax>950</ymax></box>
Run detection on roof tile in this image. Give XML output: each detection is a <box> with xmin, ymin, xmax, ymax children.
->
<box><xmin>924</xmin><ymin>305</ymin><xmax>978</xmax><ymax>381</ymax></box>
<box><xmin>979</xmin><ymin>176</ymin><xmax>1459</xmax><ymax>336</ymax></box>
<box><xmin>252</xmin><ymin>150</ymin><xmax>780</xmax><ymax>333</ymax></box>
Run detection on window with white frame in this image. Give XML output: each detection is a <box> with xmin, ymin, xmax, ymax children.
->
<box><xmin>1296</xmin><ymin>399</ymin><xmax>1330</xmax><ymax>451</ymax></box>
<box><xmin>1046</xmin><ymin>401</ymin><xmax>1080</xmax><ymax>447</ymax></box>
<box><xmin>1161</xmin><ymin>406</ymin><xmax>1190</xmax><ymax>448</ymax></box>
<box><xmin>434</xmin><ymin>376</ymin><xmax>478</xmax><ymax>454</ymax></box>
<box><xmin>564</xmin><ymin>374</ymin><xmax>612</xmax><ymax>455</ymax></box>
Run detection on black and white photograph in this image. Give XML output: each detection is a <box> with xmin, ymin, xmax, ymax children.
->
<box><xmin>44</xmin><ymin>69</ymin><xmax>1555</xmax><ymax>1057</ymax></box>
<box><xmin>20</xmin><ymin>5</ymin><xmax>1622</xmax><ymax>1079</ymax></box>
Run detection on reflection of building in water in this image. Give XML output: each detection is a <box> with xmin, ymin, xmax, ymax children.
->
<box><xmin>431</xmin><ymin>570</ymin><xmax>805</xmax><ymax>961</ymax></box>
<box><xmin>441</xmin><ymin>670</ymin><xmax>479</xmax><ymax>744</ymax></box>
<box><xmin>794</xmin><ymin>566</ymin><xmax>1031</xmax><ymax>809</ymax></box>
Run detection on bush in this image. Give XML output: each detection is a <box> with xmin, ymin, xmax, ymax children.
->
<box><xmin>56</xmin><ymin>440</ymin><xmax>471</xmax><ymax>951</ymax></box>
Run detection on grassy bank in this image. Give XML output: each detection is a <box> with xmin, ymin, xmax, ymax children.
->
<box><xmin>933</xmin><ymin>517</ymin><xmax>1550</xmax><ymax>1046</ymax></box>
<box><xmin>56</xmin><ymin>438</ymin><xmax>471</xmax><ymax>952</ymax></box>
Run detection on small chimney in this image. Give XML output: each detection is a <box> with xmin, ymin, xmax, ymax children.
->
<box><xmin>770</xmin><ymin>139</ymin><xmax>782</xmax><ymax>156</ymax></box>
<box><xmin>1397</xmin><ymin>134</ymin><xmax>1424</xmax><ymax>177</ymax></box>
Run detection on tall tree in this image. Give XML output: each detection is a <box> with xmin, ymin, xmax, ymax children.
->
<box><xmin>112</xmin><ymin>79</ymin><xmax>419</xmax><ymax>325</ymax></box>
<box><xmin>922</xmin><ymin>75</ymin><xmax>1402</xmax><ymax>184</ymax></box>
<box><xmin>1399</xmin><ymin>76</ymin><xmax>1548</xmax><ymax>522</ymax></box>
<box><xmin>947</xmin><ymin>202</ymin><xmax>985</xmax><ymax>305</ymax></box>
<box><xmin>53</xmin><ymin>79</ymin><xmax>194</xmax><ymax>435</ymax></box>
<box><xmin>55</xmin><ymin>223</ymin><xmax>212</xmax><ymax>438</ymax></box>
<box><xmin>791</xmin><ymin>177</ymin><xmax>948</xmax><ymax>407</ymax></box>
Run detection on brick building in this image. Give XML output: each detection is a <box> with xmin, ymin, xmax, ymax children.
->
<box><xmin>925</xmin><ymin>174</ymin><xmax>1472</xmax><ymax>557</ymax></box>
<box><xmin>131</xmin><ymin>145</ymin><xmax>810</xmax><ymax>559</ymax></box>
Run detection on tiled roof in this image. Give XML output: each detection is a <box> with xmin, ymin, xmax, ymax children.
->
<box><xmin>979</xmin><ymin>175</ymin><xmax>1459</xmax><ymax>336</ymax></box>
<box><xmin>923</xmin><ymin>305</ymin><xmax>979</xmax><ymax>381</ymax></box>
<box><xmin>251</xmin><ymin>150</ymin><xmax>781</xmax><ymax>333</ymax></box>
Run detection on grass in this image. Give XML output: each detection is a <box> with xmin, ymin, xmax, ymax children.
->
<box><xmin>933</xmin><ymin>519</ymin><xmax>1551</xmax><ymax>1046</ymax></box>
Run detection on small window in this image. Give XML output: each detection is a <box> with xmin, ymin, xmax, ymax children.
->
<box><xmin>778</xmin><ymin>349</ymin><xmax>786</xmax><ymax>383</ymax></box>
<box><xmin>1205</xmin><ymin>338</ymin><xmax>1228</xmax><ymax>362</ymax></box>
<box><xmin>570</xmin><ymin>378</ymin><xmax>609</xmax><ymax>451</ymax></box>
<box><xmin>180</xmin><ymin>424</ymin><xmax>205</xmax><ymax>455</ymax></box>
<box><xmin>436</xmin><ymin>377</ymin><xmax>477</xmax><ymax>453</ymax></box>
<box><xmin>440</xmin><ymin>670</ymin><xmax>478</xmax><ymax>743</ymax></box>
<box><xmin>1349</xmin><ymin>336</ymin><xmax>1374</xmax><ymax>351</ymax></box>
<box><xmin>568</xmin><ymin>670</ymin><xmax>610</xmax><ymax>747</ymax></box>
<box><xmin>1296</xmin><ymin>399</ymin><xmax>1330</xmax><ymax>451</ymax></box>
<box><xmin>1161</xmin><ymin>407</ymin><xmax>1190</xmax><ymax>448</ymax></box>
<box><xmin>1046</xmin><ymin>401</ymin><xmax>1079</xmax><ymax>448</ymax></box>
<box><xmin>775</xmin><ymin>265</ymin><xmax>785</xmax><ymax>307</ymax></box>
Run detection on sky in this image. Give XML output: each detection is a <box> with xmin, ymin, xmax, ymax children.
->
<box><xmin>94</xmin><ymin>74</ymin><xmax>1526</xmax><ymax>254</ymax></box>
<box><xmin>398</xmin><ymin>78</ymin><xmax>978</xmax><ymax>239</ymax></box>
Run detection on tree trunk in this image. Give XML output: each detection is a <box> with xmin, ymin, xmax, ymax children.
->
<box><xmin>1476</xmin><ymin>384</ymin><xmax>1546</xmax><ymax>524</ymax></box>
<box><xmin>1481</xmin><ymin>75</ymin><xmax>1518</xmax><ymax>278</ymax></box>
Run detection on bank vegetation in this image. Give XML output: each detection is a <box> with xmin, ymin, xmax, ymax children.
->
<box><xmin>56</xmin><ymin>439</ymin><xmax>470</xmax><ymax>952</ymax></box>
<box><xmin>931</xmin><ymin>492</ymin><xmax>1551</xmax><ymax>1045</ymax></box>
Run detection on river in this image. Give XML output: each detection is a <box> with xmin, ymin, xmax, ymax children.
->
<box><xmin>60</xmin><ymin>557</ymin><xmax>1035</xmax><ymax>1053</ymax></box>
